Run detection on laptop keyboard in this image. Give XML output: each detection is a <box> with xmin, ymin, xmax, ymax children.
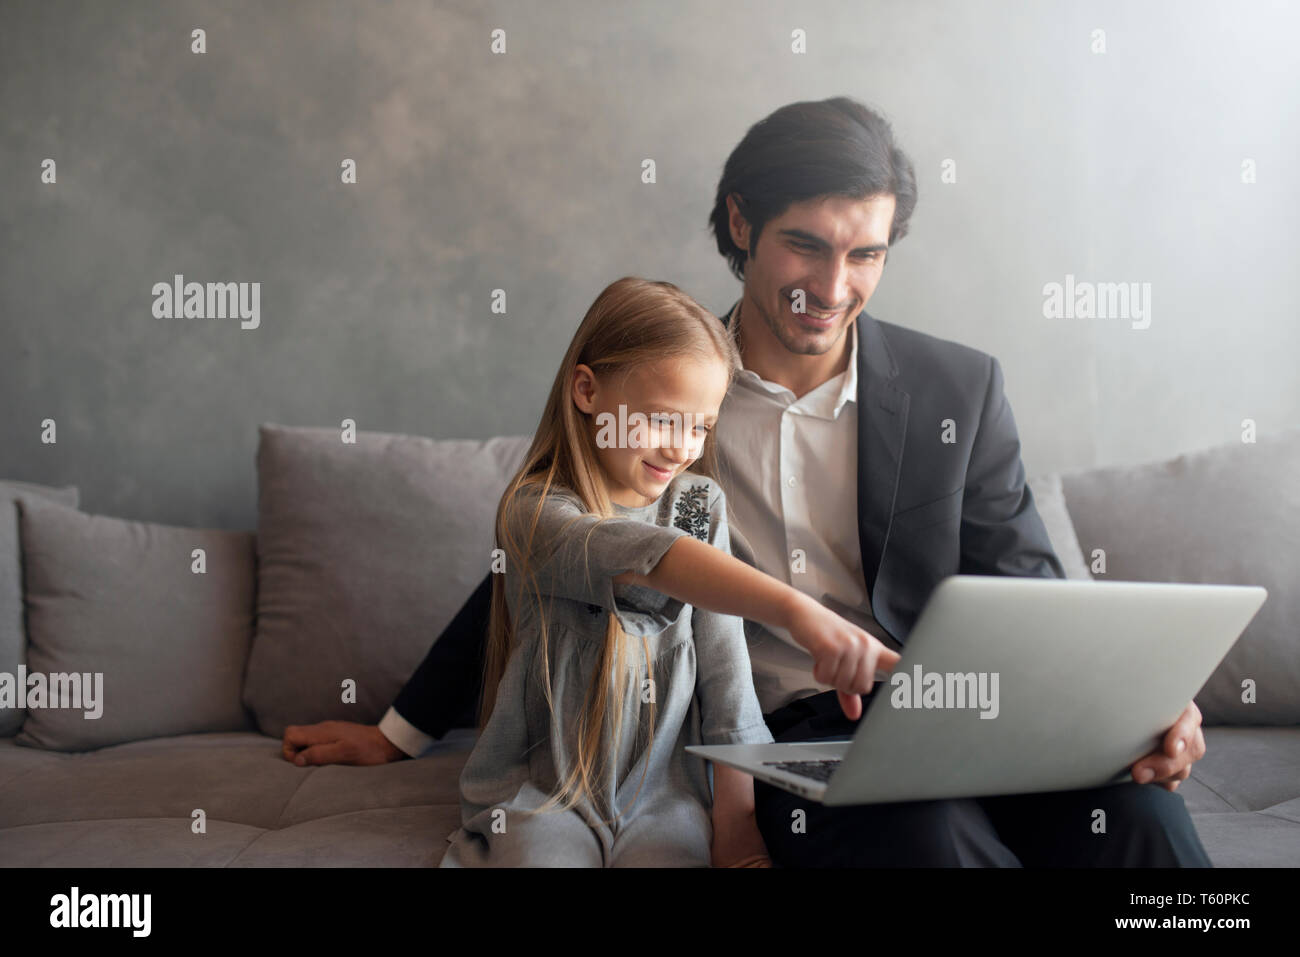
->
<box><xmin>762</xmin><ymin>759</ymin><xmax>842</xmax><ymax>782</ymax></box>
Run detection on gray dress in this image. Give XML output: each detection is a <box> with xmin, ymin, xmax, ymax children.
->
<box><xmin>440</xmin><ymin>472</ymin><xmax>773</xmax><ymax>867</ymax></box>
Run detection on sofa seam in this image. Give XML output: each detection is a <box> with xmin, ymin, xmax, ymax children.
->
<box><xmin>1257</xmin><ymin>806</ymin><xmax>1300</xmax><ymax>826</ymax></box>
<box><xmin>0</xmin><ymin>815</ymin><xmax>269</xmax><ymax>866</ymax></box>
<box><xmin>270</xmin><ymin>765</ymin><xmax>320</xmax><ymax>830</ymax></box>
<box><xmin>0</xmin><ymin>803</ymin><xmax>458</xmax><ymax>833</ymax></box>
<box><xmin>0</xmin><ymin>760</ymin><xmax>70</xmax><ymax>797</ymax></box>
<box><xmin>0</xmin><ymin>815</ymin><xmax>261</xmax><ymax>830</ymax></box>
<box><xmin>225</xmin><ymin>804</ymin><xmax>457</xmax><ymax>866</ymax></box>
<box><xmin>267</xmin><ymin>801</ymin><xmax>460</xmax><ymax>830</ymax></box>
<box><xmin>1188</xmin><ymin>774</ymin><xmax>1243</xmax><ymax>812</ymax></box>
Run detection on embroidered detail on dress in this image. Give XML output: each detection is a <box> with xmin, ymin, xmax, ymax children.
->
<box><xmin>672</xmin><ymin>484</ymin><xmax>711</xmax><ymax>541</ymax></box>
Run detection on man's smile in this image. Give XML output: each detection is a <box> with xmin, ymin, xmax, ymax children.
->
<box><xmin>786</xmin><ymin>292</ymin><xmax>849</xmax><ymax>330</ymax></box>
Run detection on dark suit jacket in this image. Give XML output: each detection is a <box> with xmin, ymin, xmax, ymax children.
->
<box><xmin>393</xmin><ymin>303</ymin><xmax>1066</xmax><ymax>737</ymax></box>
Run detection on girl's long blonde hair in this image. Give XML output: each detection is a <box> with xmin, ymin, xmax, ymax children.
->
<box><xmin>479</xmin><ymin>276</ymin><xmax>741</xmax><ymax>823</ymax></box>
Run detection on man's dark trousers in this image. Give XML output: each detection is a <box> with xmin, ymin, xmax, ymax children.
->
<box><xmin>753</xmin><ymin>689</ymin><xmax>1213</xmax><ymax>867</ymax></box>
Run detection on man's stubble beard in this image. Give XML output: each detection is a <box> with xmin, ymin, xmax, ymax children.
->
<box><xmin>753</xmin><ymin>294</ymin><xmax>854</xmax><ymax>358</ymax></box>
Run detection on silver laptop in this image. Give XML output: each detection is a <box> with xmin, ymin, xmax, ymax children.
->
<box><xmin>687</xmin><ymin>575</ymin><xmax>1266</xmax><ymax>806</ymax></box>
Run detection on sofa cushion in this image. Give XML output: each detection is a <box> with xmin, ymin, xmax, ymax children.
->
<box><xmin>0</xmin><ymin>730</ymin><xmax>474</xmax><ymax>866</ymax></box>
<box><xmin>243</xmin><ymin>425</ymin><xmax>531</xmax><ymax>739</ymax></box>
<box><xmin>1061</xmin><ymin>429</ymin><xmax>1300</xmax><ymax>725</ymax></box>
<box><xmin>0</xmin><ymin>480</ymin><xmax>79</xmax><ymax>737</ymax></box>
<box><xmin>4</xmin><ymin>728</ymin><xmax>1295</xmax><ymax>867</ymax></box>
<box><xmin>1176</xmin><ymin>726</ymin><xmax>1300</xmax><ymax>867</ymax></box>
<box><xmin>1025</xmin><ymin>472</ymin><xmax>1091</xmax><ymax>581</ymax></box>
<box><xmin>11</xmin><ymin>497</ymin><xmax>257</xmax><ymax>751</ymax></box>
<box><xmin>1177</xmin><ymin>726</ymin><xmax>1300</xmax><ymax>813</ymax></box>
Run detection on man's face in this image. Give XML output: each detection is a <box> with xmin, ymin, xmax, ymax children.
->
<box><xmin>732</xmin><ymin>192</ymin><xmax>895</xmax><ymax>357</ymax></box>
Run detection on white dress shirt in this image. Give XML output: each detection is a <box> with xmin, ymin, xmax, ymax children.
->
<box><xmin>715</xmin><ymin>302</ymin><xmax>897</xmax><ymax>713</ymax></box>
<box><xmin>379</xmin><ymin>706</ymin><xmax>435</xmax><ymax>758</ymax></box>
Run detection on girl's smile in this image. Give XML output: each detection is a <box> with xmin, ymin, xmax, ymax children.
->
<box><xmin>642</xmin><ymin>460</ymin><xmax>674</xmax><ymax>482</ymax></box>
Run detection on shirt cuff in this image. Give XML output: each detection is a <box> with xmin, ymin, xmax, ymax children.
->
<box><xmin>378</xmin><ymin>706</ymin><xmax>436</xmax><ymax>758</ymax></box>
<box><xmin>702</xmin><ymin>720</ymin><xmax>775</xmax><ymax>747</ymax></box>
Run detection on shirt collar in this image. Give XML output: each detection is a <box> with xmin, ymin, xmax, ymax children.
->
<box><xmin>725</xmin><ymin>300</ymin><xmax>859</xmax><ymax>416</ymax></box>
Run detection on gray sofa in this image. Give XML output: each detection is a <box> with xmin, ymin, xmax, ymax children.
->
<box><xmin>1</xmin><ymin>424</ymin><xmax>1297</xmax><ymax>866</ymax></box>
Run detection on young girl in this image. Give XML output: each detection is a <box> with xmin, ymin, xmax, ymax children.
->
<box><xmin>440</xmin><ymin>277</ymin><xmax>896</xmax><ymax>868</ymax></box>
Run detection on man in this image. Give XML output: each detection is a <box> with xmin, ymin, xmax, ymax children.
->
<box><xmin>283</xmin><ymin>96</ymin><xmax>1210</xmax><ymax>866</ymax></box>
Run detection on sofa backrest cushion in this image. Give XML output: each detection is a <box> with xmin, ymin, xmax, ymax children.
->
<box><xmin>1061</xmin><ymin>428</ymin><xmax>1300</xmax><ymax>725</ymax></box>
<box><xmin>242</xmin><ymin>424</ymin><xmax>532</xmax><ymax>739</ymax></box>
<box><xmin>1025</xmin><ymin>472</ymin><xmax>1092</xmax><ymax>581</ymax></box>
<box><xmin>0</xmin><ymin>480</ymin><xmax>80</xmax><ymax>737</ymax></box>
<box><xmin>12</xmin><ymin>496</ymin><xmax>257</xmax><ymax>750</ymax></box>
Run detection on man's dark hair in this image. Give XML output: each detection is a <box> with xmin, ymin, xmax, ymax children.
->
<box><xmin>709</xmin><ymin>97</ymin><xmax>918</xmax><ymax>281</ymax></box>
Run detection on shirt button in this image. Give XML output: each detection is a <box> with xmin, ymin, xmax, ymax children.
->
<box><xmin>787</xmin><ymin>476</ymin><xmax>797</xmax><ymax>488</ymax></box>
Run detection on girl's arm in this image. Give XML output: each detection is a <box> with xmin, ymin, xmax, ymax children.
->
<box><xmin>614</xmin><ymin>534</ymin><xmax>899</xmax><ymax>716</ymax></box>
<box><xmin>709</xmin><ymin>763</ymin><xmax>770</xmax><ymax>867</ymax></box>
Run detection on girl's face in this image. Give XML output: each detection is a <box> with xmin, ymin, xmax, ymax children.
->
<box><xmin>571</xmin><ymin>354</ymin><xmax>731</xmax><ymax>508</ymax></box>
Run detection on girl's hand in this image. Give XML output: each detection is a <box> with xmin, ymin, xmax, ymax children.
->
<box><xmin>785</xmin><ymin>593</ymin><xmax>902</xmax><ymax>720</ymax></box>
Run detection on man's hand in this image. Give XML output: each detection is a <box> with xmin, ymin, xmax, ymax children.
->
<box><xmin>1129</xmin><ymin>700</ymin><xmax>1205</xmax><ymax>791</ymax></box>
<box><xmin>281</xmin><ymin>720</ymin><xmax>407</xmax><ymax>767</ymax></box>
<box><xmin>784</xmin><ymin>594</ymin><xmax>901</xmax><ymax>721</ymax></box>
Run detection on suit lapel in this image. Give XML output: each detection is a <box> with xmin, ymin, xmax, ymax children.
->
<box><xmin>854</xmin><ymin>311</ymin><xmax>909</xmax><ymax>637</ymax></box>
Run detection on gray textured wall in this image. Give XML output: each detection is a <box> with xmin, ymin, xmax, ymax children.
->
<box><xmin>3</xmin><ymin>0</ymin><xmax>1297</xmax><ymax>531</ymax></box>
